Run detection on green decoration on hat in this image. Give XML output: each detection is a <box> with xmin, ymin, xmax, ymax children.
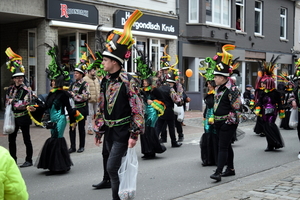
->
<box><xmin>44</xmin><ymin>43</ymin><xmax>70</xmax><ymax>81</ymax></box>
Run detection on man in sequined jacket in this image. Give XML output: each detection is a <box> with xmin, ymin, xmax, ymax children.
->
<box><xmin>209</xmin><ymin>45</ymin><xmax>242</xmax><ymax>182</ymax></box>
<box><xmin>93</xmin><ymin>10</ymin><xmax>145</xmax><ymax>200</ymax></box>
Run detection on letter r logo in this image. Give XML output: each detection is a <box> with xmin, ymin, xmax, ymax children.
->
<box><xmin>60</xmin><ymin>4</ymin><xmax>69</xmax><ymax>18</ymax></box>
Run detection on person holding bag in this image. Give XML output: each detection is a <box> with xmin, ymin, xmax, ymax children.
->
<box><xmin>93</xmin><ymin>10</ymin><xmax>145</xmax><ymax>200</ymax></box>
<box><xmin>5</xmin><ymin>47</ymin><xmax>33</xmax><ymax>168</ymax></box>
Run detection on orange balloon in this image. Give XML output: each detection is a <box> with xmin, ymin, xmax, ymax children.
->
<box><xmin>186</xmin><ymin>69</ymin><xmax>193</xmax><ymax>77</ymax></box>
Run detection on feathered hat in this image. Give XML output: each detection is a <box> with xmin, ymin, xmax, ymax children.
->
<box><xmin>259</xmin><ymin>55</ymin><xmax>280</xmax><ymax>90</ymax></box>
<box><xmin>135</xmin><ymin>49</ymin><xmax>154</xmax><ymax>80</ymax></box>
<box><xmin>103</xmin><ymin>10</ymin><xmax>143</xmax><ymax>64</ymax></box>
<box><xmin>5</xmin><ymin>47</ymin><xmax>25</xmax><ymax>78</ymax></box>
<box><xmin>277</xmin><ymin>71</ymin><xmax>294</xmax><ymax>88</ymax></box>
<box><xmin>199</xmin><ymin>57</ymin><xmax>216</xmax><ymax>81</ymax></box>
<box><xmin>75</xmin><ymin>52</ymin><xmax>88</xmax><ymax>74</ymax></box>
<box><xmin>213</xmin><ymin>44</ymin><xmax>238</xmax><ymax>77</ymax></box>
<box><xmin>293</xmin><ymin>58</ymin><xmax>300</xmax><ymax>81</ymax></box>
<box><xmin>44</xmin><ymin>43</ymin><xmax>70</xmax><ymax>81</ymax></box>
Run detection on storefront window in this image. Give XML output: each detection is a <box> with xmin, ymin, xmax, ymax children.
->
<box><xmin>150</xmin><ymin>39</ymin><xmax>160</xmax><ymax>72</ymax></box>
<box><xmin>28</xmin><ymin>30</ymin><xmax>37</xmax><ymax>92</ymax></box>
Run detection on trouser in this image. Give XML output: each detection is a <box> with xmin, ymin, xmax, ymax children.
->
<box><xmin>156</xmin><ymin>118</ymin><xmax>177</xmax><ymax>144</ymax></box>
<box><xmin>102</xmin><ymin>134</ymin><xmax>110</xmax><ymax>180</ymax></box>
<box><xmin>174</xmin><ymin>115</ymin><xmax>183</xmax><ymax>138</ymax></box>
<box><xmin>8</xmin><ymin>123</ymin><xmax>33</xmax><ymax>163</ymax></box>
<box><xmin>106</xmin><ymin>140</ymin><xmax>128</xmax><ymax>200</ymax></box>
<box><xmin>69</xmin><ymin>118</ymin><xmax>86</xmax><ymax>149</ymax></box>
<box><xmin>87</xmin><ymin>102</ymin><xmax>97</xmax><ymax>131</ymax></box>
<box><xmin>215</xmin><ymin>121</ymin><xmax>237</xmax><ymax>173</ymax></box>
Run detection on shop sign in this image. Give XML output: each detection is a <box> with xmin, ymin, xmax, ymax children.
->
<box><xmin>47</xmin><ymin>0</ymin><xmax>98</xmax><ymax>25</ymax></box>
<box><xmin>114</xmin><ymin>10</ymin><xmax>178</xmax><ymax>35</ymax></box>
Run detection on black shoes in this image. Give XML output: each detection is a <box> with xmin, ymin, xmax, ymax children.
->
<box><xmin>210</xmin><ymin>172</ymin><xmax>221</xmax><ymax>182</ymax></box>
<box><xmin>92</xmin><ymin>180</ymin><xmax>111</xmax><ymax>189</ymax></box>
<box><xmin>178</xmin><ymin>137</ymin><xmax>184</xmax><ymax>142</ymax></box>
<box><xmin>77</xmin><ymin>147</ymin><xmax>84</xmax><ymax>153</ymax></box>
<box><xmin>171</xmin><ymin>142</ymin><xmax>182</xmax><ymax>147</ymax></box>
<box><xmin>221</xmin><ymin>168</ymin><xmax>235</xmax><ymax>177</ymax></box>
<box><xmin>142</xmin><ymin>153</ymin><xmax>156</xmax><ymax>159</ymax></box>
<box><xmin>265</xmin><ymin>147</ymin><xmax>274</xmax><ymax>152</ymax></box>
<box><xmin>20</xmin><ymin>161</ymin><xmax>33</xmax><ymax>168</ymax></box>
<box><xmin>68</xmin><ymin>148</ymin><xmax>76</xmax><ymax>153</ymax></box>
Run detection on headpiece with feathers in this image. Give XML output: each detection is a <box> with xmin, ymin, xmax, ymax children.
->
<box><xmin>44</xmin><ymin>43</ymin><xmax>70</xmax><ymax>81</ymax></box>
<box><xmin>293</xmin><ymin>58</ymin><xmax>300</xmax><ymax>81</ymax></box>
<box><xmin>134</xmin><ymin>48</ymin><xmax>154</xmax><ymax>80</ymax></box>
<box><xmin>160</xmin><ymin>45</ymin><xmax>178</xmax><ymax>70</ymax></box>
<box><xmin>5</xmin><ymin>47</ymin><xmax>26</xmax><ymax>78</ymax></box>
<box><xmin>259</xmin><ymin>55</ymin><xmax>280</xmax><ymax>90</ymax></box>
<box><xmin>199</xmin><ymin>57</ymin><xmax>216</xmax><ymax>81</ymax></box>
<box><xmin>86</xmin><ymin>25</ymin><xmax>107</xmax><ymax>77</ymax></box>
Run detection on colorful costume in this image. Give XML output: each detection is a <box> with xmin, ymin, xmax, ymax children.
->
<box><xmin>5</xmin><ymin>47</ymin><xmax>33</xmax><ymax>167</ymax></box>
<box><xmin>93</xmin><ymin>10</ymin><xmax>144</xmax><ymax>200</ymax></box>
<box><xmin>255</xmin><ymin>55</ymin><xmax>285</xmax><ymax>151</ymax></box>
<box><xmin>199</xmin><ymin>57</ymin><xmax>218</xmax><ymax>166</ymax></box>
<box><xmin>209</xmin><ymin>44</ymin><xmax>242</xmax><ymax>182</ymax></box>
<box><xmin>135</xmin><ymin>54</ymin><xmax>166</xmax><ymax>158</ymax></box>
<box><xmin>35</xmin><ymin>44</ymin><xmax>82</xmax><ymax>172</ymax></box>
<box><xmin>278</xmin><ymin>73</ymin><xmax>295</xmax><ymax>130</ymax></box>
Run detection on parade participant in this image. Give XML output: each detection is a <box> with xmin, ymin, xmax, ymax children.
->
<box><xmin>156</xmin><ymin>45</ymin><xmax>171</xmax><ymax>87</ymax></box>
<box><xmin>135</xmin><ymin>53</ymin><xmax>166</xmax><ymax>158</ymax></box>
<box><xmin>5</xmin><ymin>47</ymin><xmax>33</xmax><ymax>168</ymax></box>
<box><xmin>0</xmin><ymin>146</ymin><xmax>29</xmax><ymax>199</ymax></box>
<box><xmin>83</xmin><ymin>58</ymin><xmax>101</xmax><ymax>135</ymax></box>
<box><xmin>68</xmin><ymin>53</ymin><xmax>90</xmax><ymax>153</ymax></box>
<box><xmin>156</xmin><ymin>68</ymin><xmax>183</xmax><ymax>147</ymax></box>
<box><xmin>28</xmin><ymin>44</ymin><xmax>83</xmax><ymax>173</ymax></box>
<box><xmin>291</xmin><ymin>59</ymin><xmax>300</xmax><ymax>158</ymax></box>
<box><xmin>254</xmin><ymin>55</ymin><xmax>285</xmax><ymax>151</ymax></box>
<box><xmin>199</xmin><ymin>57</ymin><xmax>218</xmax><ymax>166</ymax></box>
<box><xmin>254</xmin><ymin>69</ymin><xmax>266</xmax><ymax>136</ymax></box>
<box><xmin>209</xmin><ymin>44</ymin><xmax>242</xmax><ymax>182</ymax></box>
<box><xmin>278</xmin><ymin>73</ymin><xmax>295</xmax><ymax>130</ymax></box>
<box><xmin>93</xmin><ymin>10</ymin><xmax>145</xmax><ymax>200</ymax></box>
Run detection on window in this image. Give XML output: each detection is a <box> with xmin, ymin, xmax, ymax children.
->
<box><xmin>149</xmin><ymin>39</ymin><xmax>161</xmax><ymax>72</ymax></box>
<box><xmin>206</xmin><ymin>0</ymin><xmax>231</xmax><ymax>27</ymax></box>
<box><xmin>236</xmin><ymin>0</ymin><xmax>244</xmax><ymax>31</ymax></box>
<box><xmin>280</xmin><ymin>7</ymin><xmax>287</xmax><ymax>39</ymax></box>
<box><xmin>254</xmin><ymin>1</ymin><xmax>263</xmax><ymax>35</ymax></box>
<box><xmin>189</xmin><ymin>0</ymin><xmax>199</xmax><ymax>23</ymax></box>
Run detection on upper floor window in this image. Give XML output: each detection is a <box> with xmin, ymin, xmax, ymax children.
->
<box><xmin>189</xmin><ymin>0</ymin><xmax>199</xmax><ymax>23</ymax></box>
<box><xmin>206</xmin><ymin>0</ymin><xmax>231</xmax><ymax>27</ymax></box>
<box><xmin>254</xmin><ymin>1</ymin><xmax>263</xmax><ymax>35</ymax></box>
<box><xmin>236</xmin><ymin>0</ymin><xmax>244</xmax><ymax>31</ymax></box>
<box><xmin>280</xmin><ymin>7</ymin><xmax>287</xmax><ymax>39</ymax></box>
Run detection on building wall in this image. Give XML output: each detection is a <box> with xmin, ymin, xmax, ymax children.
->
<box><xmin>0</xmin><ymin>0</ymin><xmax>45</xmax><ymax>17</ymax></box>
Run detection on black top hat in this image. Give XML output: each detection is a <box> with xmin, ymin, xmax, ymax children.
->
<box><xmin>5</xmin><ymin>47</ymin><xmax>25</xmax><ymax>78</ymax></box>
<box><xmin>213</xmin><ymin>44</ymin><xmax>236</xmax><ymax>77</ymax></box>
<box><xmin>103</xmin><ymin>10</ymin><xmax>143</xmax><ymax>64</ymax></box>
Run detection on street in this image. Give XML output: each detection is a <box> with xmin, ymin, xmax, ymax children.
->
<box><xmin>1</xmin><ymin>118</ymin><xmax>300</xmax><ymax>200</ymax></box>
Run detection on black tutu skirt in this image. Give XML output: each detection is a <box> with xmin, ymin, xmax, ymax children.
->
<box><xmin>200</xmin><ymin>132</ymin><xmax>218</xmax><ymax>166</ymax></box>
<box><xmin>254</xmin><ymin>116</ymin><xmax>264</xmax><ymax>134</ymax></box>
<box><xmin>35</xmin><ymin>137</ymin><xmax>73</xmax><ymax>172</ymax></box>
<box><xmin>263</xmin><ymin>122</ymin><xmax>284</xmax><ymax>149</ymax></box>
<box><xmin>140</xmin><ymin>127</ymin><xmax>166</xmax><ymax>155</ymax></box>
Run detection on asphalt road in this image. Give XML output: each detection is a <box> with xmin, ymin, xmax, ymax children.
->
<box><xmin>17</xmin><ymin>120</ymin><xmax>300</xmax><ymax>200</ymax></box>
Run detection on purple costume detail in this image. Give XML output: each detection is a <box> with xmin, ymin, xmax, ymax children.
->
<box><xmin>262</xmin><ymin>96</ymin><xmax>277</xmax><ymax>123</ymax></box>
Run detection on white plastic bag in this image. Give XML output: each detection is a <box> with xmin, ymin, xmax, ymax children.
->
<box><xmin>3</xmin><ymin>104</ymin><xmax>15</xmax><ymax>134</ymax></box>
<box><xmin>174</xmin><ymin>104</ymin><xmax>182</xmax><ymax>115</ymax></box>
<box><xmin>289</xmin><ymin>108</ymin><xmax>298</xmax><ymax>129</ymax></box>
<box><xmin>118</xmin><ymin>147</ymin><xmax>138</xmax><ymax>200</ymax></box>
<box><xmin>177</xmin><ymin>106</ymin><xmax>185</xmax><ymax>122</ymax></box>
